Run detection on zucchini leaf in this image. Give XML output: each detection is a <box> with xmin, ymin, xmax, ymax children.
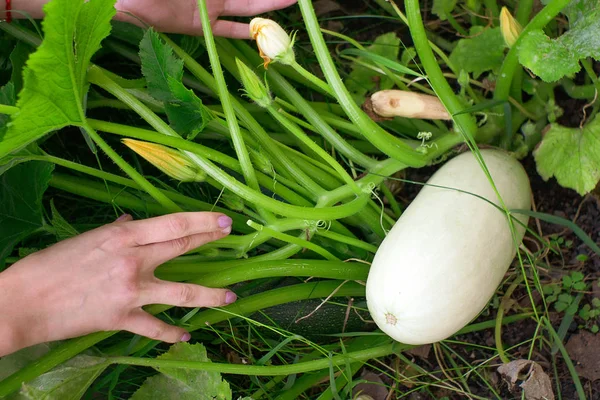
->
<box><xmin>131</xmin><ymin>342</ymin><xmax>247</xmax><ymax>400</ymax></box>
<box><xmin>432</xmin><ymin>0</ymin><xmax>458</xmax><ymax>21</ymax></box>
<box><xmin>9</xmin><ymin>355</ymin><xmax>109</xmax><ymax>400</ymax></box>
<box><xmin>518</xmin><ymin>3</ymin><xmax>600</xmax><ymax>82</ymax></box>
<box><xmin>0</xmin><ymin>0</ymin><xmax>116</xmax><ymax>158</ymax></box>
<box><xmin>139</xmin><ymin>28</ymin><xmax>214</xmax><ymax>140</ymax></box>
<box><xmin>534</xmin><ymin>115</ymin><xmax>600</xmax><ymax>195</ymax></box>
<box><xmin>0</xmin><ymin>161</ymin><xmax>53</xmax><ymax>270</ymax></box>
<box><xmin>449</xmin><ymin>27</ymin><xmax>505</xmax><ymax>79</ymax></box>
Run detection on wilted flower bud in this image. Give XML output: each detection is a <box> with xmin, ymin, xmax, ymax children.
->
<box><xmin>371</xmin><ymin>90</ymin><xmax>451</xmax><ymax>120</ymax></box>
<box><xmin>249</xmin><ymin>18</ymin><xmax>295</xmax><ymax>68</ymax></box>
<box><xmin>236</xmin><ymin>58</ymin><xmax>273</xmax><ymax>108</ymax></box>
<box><xmin>122</xmin><ymin>139</ymin><xmax>206</xmax><ymax>182</ymax></box>
<box><xmin>500</xmin><ymin>7</ymin><xmax>522</xmax><ymax>48</ymax></box>
<box><xmin>248</xmin><ymin>147</ymin><xmax>273</xmax><ymax>174</ymax></box>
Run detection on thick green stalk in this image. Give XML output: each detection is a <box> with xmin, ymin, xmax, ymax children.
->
<box><xmin>227</xmin><ymin>38</ymin><xmax>377</xmax><ymax>169</ymax></box>
<box><xmin>196</xmin><ymin>0</ymin><xmax>265</xmax><ymax>217</ymax></box>
<box><xmin>404</xmin><ymin>0</ymin><xmax>478</xmax><ymax>141</ymax></box>
<box><xmin>289</xmin><ymin>61</ymin><xmax>335</xmax><ymax>97</ymax></box>
<box><xmin>266</xmin><ymin>105</ymin><xmax>360</xmax><ymax>193</ymax></box>
<box><xmin>111</xmin><ymin>341</ymin><xmax>399</xmax><ymax>375</ymax></box>
<box><xmin>0</xmin><ymin>280</ymin><xmax>365</xmax><ymax>396</ymax></box>
<box><xmin>0</xmin><ymin>104</ymin><xmax>19</xmax><ymax>115</ymax></box>
<box><xmin>86</xmin><ymin>119</ymin><xmax>313</xmax><ymax>206</ymax></box>
<box><xmin>493</xmin><ymin>0</ymin><xmax>571</xmax><ymax>102</ymax></box>
<box><xmin>315</xmin><ymin>230</ymin><xmax>378</xmax><ymax>254</ymax></box>
<box><xmin>296</xmin><ymin>0</ymin><xmax>428</xmax><ymax>167</ymax></box>
<box><xmin>81</xmin><ymin>124</ymin><xmax>181</xmax><ymax>213</ymax></box>
<box><xmin>319</xmin><ymin>132</ymin><xmax>463</xmax><ymax>207</ymax></box>
<box><xmin>247</xmin><ymin>221</ymin><xmax>340</xmax><ymax>261</ymax></box>
<box><xmin>89</xmin><ymin>67</ymin><xmax>359</xmax><ymax>219</ymax></box>
<box><xmin>162</xmin><ymin>36</ymin><xmax>325</xmax><ymax>197</ymax></box>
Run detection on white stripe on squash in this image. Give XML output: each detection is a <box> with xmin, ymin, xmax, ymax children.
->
<box><xmin>366</xmin><ymin>149</ymin><xmax>531</xmax><ymax>345</ymax></box>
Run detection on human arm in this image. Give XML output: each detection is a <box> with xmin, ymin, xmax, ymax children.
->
<box><xmin>0</xmin><ymin>212</ymin><xmax>236</xmax><ymax>357</ymax></box>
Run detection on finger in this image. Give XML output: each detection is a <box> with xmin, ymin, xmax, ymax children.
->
<box><xmin>143</xmin><ymin>229</ymin><xmax>232</xmax><ymax>266</ymax></box>
<box><xmin>211</xmin><ymin>21</ymin><xmax>252</xmax><ymax>39</ymax></box>
<box><xmin>124</xmin><ymin>212</ymin><xmax>233</xmax><ymax>246</ymax></box>
<box><xmin>114</xmin><ymin>214</ymin><xmax>133</xmax><ymax>223</ymax></box>
<box><xmin>221</xmin><ymin>0</ymin><xmax>298</xmax><ymax>17</ymax></box>
<box><xmin>121</xmin><ymin>310</ymin><xmax>191</xmax><ymax>343</ymax></box>
<box><xmin>142</xmin><ymin>281</ymin><xmax>237</xmax><ymax>308</ymax></box>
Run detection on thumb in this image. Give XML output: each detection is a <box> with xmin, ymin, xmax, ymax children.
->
<box><xmin>121</xmin><ymin>310</ymin><xmax>191</xmax><ymax>343</ymax></box>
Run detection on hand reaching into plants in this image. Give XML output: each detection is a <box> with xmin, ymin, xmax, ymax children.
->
<box><xmin>0</xmin><ymin>212</ymin><xmax>236</xmax><ymax>357</ymax></box>
<box><xmin>9</xmin><ymin>0</ymin><xmax>298</xmax><ymax>38</ymax></box>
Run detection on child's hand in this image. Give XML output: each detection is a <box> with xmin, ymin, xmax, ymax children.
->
<box><xmin>0</xmin><ymin>212</ymin><xmax>236</xmax><ymax>356</ymax></box>
<box><xmin>115</xmin><ymin>0</ymin><xmax>297</xmax><ymax>38</ymax></box>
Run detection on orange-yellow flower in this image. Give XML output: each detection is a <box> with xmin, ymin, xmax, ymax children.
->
<box><xmin>500</xmin><ymin>7</ymin><xmax>522</xmax><ymax>48</ymax></box>
<box><xmin>122</xmin><ymin>139</ymin><xmax>205</xmax><ymax>182</ymax></box>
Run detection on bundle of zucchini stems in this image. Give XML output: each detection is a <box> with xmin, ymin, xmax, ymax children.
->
<box><xmin>0</xmin><ymin>0</ymin><xmax>542</xmax><ymax>396</ymax></box>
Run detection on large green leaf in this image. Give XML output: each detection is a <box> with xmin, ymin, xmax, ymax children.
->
<box><xmin>534</xmin><ymin>115</ymin><xmax>600</xmax><ymax>195</ymax></box>
<box><xmin>0</xmin><ymin>161</ymin><xmax>53</xmax><ymax>270</ymax></box>
<box><xmin>449</xmin><ymin>27</ymin><xmax>505</xmax><ymax>78</ymax></box>
<box><xmin>131</xmin><ymin>343</ymin><xmax>236</xmax><ymax>400</ymax></box>
<box><xmin>0</xmin><ymin>0</ymin><xmax>116</xmax><ymax>158</ymax></box>
<box><xmin>10</xmin><ymin>355</ymin><xmax>109</xmax><ymax>400</ymax></box>
<box><xmin>139</xmin><ymin>29</ymin><xmax>213</xmax><ymax>139</ymax></box>
<box><xmin>432</xmin><ymin>0</ymin><xmax>458</xmax><ymax>20</ymax></box>
<box><xmin>346</xmin><ymin>32</ymin><xmax>401</xmax><ymax>104</ymax></box>
<box><xmin>518</xmin><ymin>7</ymin><xmax>600</xmax><ymax>82</ymax></box>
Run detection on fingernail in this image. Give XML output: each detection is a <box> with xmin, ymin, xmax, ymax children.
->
<box><xmin>218</xmin><ymin>215</ymin><xmax>233</xmax><ymax>228</ymax></box>
<box><xmin>180</xmin><ymin>332</ymin><xmax>191</xmax><ymax>342</ymax></box>
<box><xmin>115</xmin><ymin>214</ymin><xmax>131</xmax><ymax>222</ymax></box>
<box><xmin>222</xmin><ymin>225</ymin><xmax>232</xmax><ymax>235</ymax></box>
<box><xmin>225</xmin><ymin>291</ymin><xmax>237</xmax><ymax>304</ymax></box>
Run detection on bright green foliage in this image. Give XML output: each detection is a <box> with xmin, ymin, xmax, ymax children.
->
<box><xmin>139</xmin><ymin>28</ymin><xmax>213</xmax><ymax>139</ymax></box>
<box><xmin>139</xmin><ymin>29</ymin><xmax>184</xmax><ymax>102</ymax></box>
<box><xmin>534</xmin><ymin>115</ymin><xmax>600</xmax><ymax>195</ymax></box>
<box><xmin>10</xmin><ymin>355</ymin><xmax>108</xmax><ymax>400</ymax></box>
<box><xmin>9</xmin><ymin>42</ymin><xmax>33</xmax><ymax>93</ymax></box>
<box><xmin>346</xmin><ymin>32</ymin><xmax>401</xmax><ymax>104</ymax></box>
<box><xmin>449</xmin><ymin>27</ymin><xmax>505</xmax><ymax>78</ymax></box>
<box><xmin>50</xmin><ymin>199</ymin><xmax>80</xmax><ymax>241</ymax></box>
<box><xmin>132</xmin><ymin>343</ymin><xmax>243</xmax><ymax>400</ymax></box>
<box><xmin>0</xmin><ymin>161</ymin><xmax>53</xmax><ymax>270</ymax></box>
<box><xmin>0</xmin><ymin>0</ymin><xmax>116</xmax><ymax>158</ymax></box>
<box><xmin>432</xmin><ymin>0</ymin><xmax>457</xmax><ymax>20</ymax></box>
<box><xmin>518</xmin><ymin>8</ymin><xmax>600</xmax><ymax>82</ymax></box>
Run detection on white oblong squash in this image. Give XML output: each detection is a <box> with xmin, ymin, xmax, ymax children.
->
<box><xmin>366</xmin><ymin>149</ymin><xmax>531</xmax><ymax>345</ymax></box>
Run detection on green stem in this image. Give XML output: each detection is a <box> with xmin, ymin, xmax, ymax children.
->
<box><xmin>196</xmin><ymin>0</ymin><xmax>267</xmax><ymax>220</ymax></box>
<box><xmin>290</xmin><ymin>61</ymin><xmax>335</xmax><ymax>97</ymax></box>
<box><xmin>297</xmin><ymin>0</ymin><xmax>428</xmax><ymax>167</ymax></box>
<box><xmin>0</xmin><ymin>104</ymin><xmax>19</xmax><ymax>115</ymax></box>
<box><xmin>247</xmin><ymin>220</ymin><xmax>340</xmax><ymax>261</ymax></box>
<box><xmin>315</xmin><ymin>230</ymin><xmax>378</xmax><ymax>254</ymax></box>
<box><xmin>163</xmin><ymin>36</ymin><xmax>325</xmax><ymax>198</ymax></box>
<box><xmin>495</xmin><ymin>275</ymin><xmax>523</xmax><ymax>364</ymax></box>
<box><xmin>379</xmin><ymin>182</ymin><xmax>402</xmax><ymax>219</ymax></box>
<box><xmin>86</xmin><ymin>119</ymin><xmax>312</xmax><ymax>207</ymax></box>
<box><xmin>110</xmin><ymin>341</ymin><xmax>399</xmax><ymax>375</ymax></box>
<box><xmin>266</xmin><ymin>105</ymin><xmax>360</xmax><ymax>193</ymax></box>
<box><xmin>229</xmin><ymin>39</ymin><xmax>377</xmax><ymax>169</ymax></box>
<box><xmin>82</xmin><ymin>123</ymin><xmax>181</xmax><ymax>213</ymax></box>
<box><xmin>404</xmin><ymin>0</ymin><xmax>478</xmax><ymax>141</ymax></box>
